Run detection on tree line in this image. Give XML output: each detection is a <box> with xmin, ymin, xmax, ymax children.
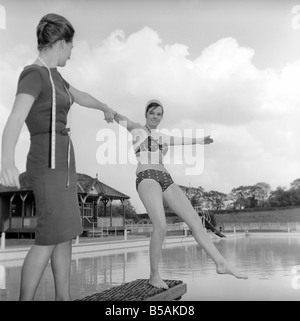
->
<box><xmin>97</xmin><ymin>178</ymin><xmax>300</xmax><ymax>221</ymax></box>
<box><xmin>174</xmin><ymin>178</ymin><xmax>300</xmax><ymax>211</ymax></box>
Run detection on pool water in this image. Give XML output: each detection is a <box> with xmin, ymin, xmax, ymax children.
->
<box><xmin>1</xmin><ymin>235</ymin><xmax>300</xmax><ymax>301</ymax></box>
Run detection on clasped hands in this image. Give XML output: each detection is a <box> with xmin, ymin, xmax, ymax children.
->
<box><xmin>103</xmin><ymin>106</ymin><xmax>117</xmax><ymax>123</ymax></box>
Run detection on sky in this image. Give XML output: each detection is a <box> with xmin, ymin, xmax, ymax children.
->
<box><xmin>0</xmin><ymin>0</ymin><xmax>300</xmax><ymax>213</ymax></box>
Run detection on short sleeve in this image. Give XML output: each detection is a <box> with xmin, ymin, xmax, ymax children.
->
<box><xmin>58</xmin><ymin>71</ymin><xmax>70</xmax><ymax>89</ymax></box>
<box><xmin>63</xmin><ymin>78</ymin><xmax>70</xmax><ymax>89</ymax></box>
<box><xmin>16</xmin><ymin>68</ymin><xmax>42</xmax><ymax>99</ymax></box>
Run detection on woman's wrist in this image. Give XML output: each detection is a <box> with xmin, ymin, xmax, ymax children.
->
<box><xmin>101</xmin><ymin>103</ymin><xmax>109</xmax><ymax>113</ymax></box>
<box><xmin>197</xmin><ymin>137</ymin><xmax>204</xmax><ymax>144</ymax></box>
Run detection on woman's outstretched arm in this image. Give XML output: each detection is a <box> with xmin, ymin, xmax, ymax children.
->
<box><xmin>113</xmin><ymin>112</ymin><xmax>142</xmax><ymax>132</ymax></box>
<box><xmin>160</xmin><ymin>133</ymin><xmax>214</xmax><ymax>146</ymax></box>
<box><xmin>69</xmin><ymin>86</ymin><xmax>115</xmax><ymax>123</ymax></box>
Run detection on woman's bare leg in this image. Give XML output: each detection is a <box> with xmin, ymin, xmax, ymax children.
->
<box><xmin>138</xmin><ymin>180</ymin><xmax>169</xmax><ymax>289</ymax></box>
<box><xmin>163</xmin><ymin>184</ymin><xmax>247</xmax><ymax>279</ymax></box>
<box><xmin>19</xmin><ymin>244</ymin><xmax>55</xmax><ymax>301</ymax></box>
<box><xmin>51</xmin><ymin>240</ymin><xmax>72</xmax><ymax>301</ymax></box>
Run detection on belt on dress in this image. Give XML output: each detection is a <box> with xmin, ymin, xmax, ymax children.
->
<box><xmin>30</xmin><ymin>128</ymin><xmax>71</xmax><ymax>187</ymax></box>
<box><xmin>30</xmin><ymin>128</ymin><xmax>70</xmax><ymax>137</ymax></box>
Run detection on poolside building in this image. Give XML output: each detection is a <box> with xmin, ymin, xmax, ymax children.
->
<box><xmin>0</xmin><ymin>172</ymin><xmax>130</xmax><ymax>239</ymax></box>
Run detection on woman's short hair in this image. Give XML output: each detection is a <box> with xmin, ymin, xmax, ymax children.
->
<box><xmin>37</xmin><ymin>13</ymin><xmax>75</xmax><ymax>50</ymax></box>
<box><xmin>145</xmin><ymin>99</ymin><xmax>164</xmax><ymax>117</ymax></box>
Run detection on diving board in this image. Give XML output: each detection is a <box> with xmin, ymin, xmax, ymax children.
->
<box><xmin>75</xmin><ymin>279</ymin><xmax>187</xmax><ymax>301</ymax></box>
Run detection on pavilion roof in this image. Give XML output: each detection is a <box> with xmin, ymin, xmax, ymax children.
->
<box><xmin>77</xmin><ymin>173</ymin><xmax>130</xmax><ymax>200</ymax></box>
<box><xmin>0</xmin><ymin>172</ymin><xmax>130</xmax><ymax>200</ymax></box>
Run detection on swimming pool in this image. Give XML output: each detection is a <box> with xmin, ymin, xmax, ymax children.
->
<box><xmin>1</xmin><ymin>234</ymin><xmax>300</xmax><ymax>301</ymax></box>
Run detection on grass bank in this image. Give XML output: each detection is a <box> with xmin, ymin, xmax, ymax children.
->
<box><xmin>214</xmin><ymin>207</ymin><xmax>300</xmax><ymax>224</ymax></box>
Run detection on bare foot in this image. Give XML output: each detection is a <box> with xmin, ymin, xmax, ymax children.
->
<box><xmin>149</xmin><ymin>277</ymin><xmax>169</xmax><ymax>289</ymax></box>
<box><xmin>216</xmin><ymin>262</ymin><xmax>248</xmax><ymax>279</ymax></box>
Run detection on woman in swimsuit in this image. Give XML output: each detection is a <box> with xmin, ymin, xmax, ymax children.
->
<box><xmin>113</xmin><ymin>99</ymin><xmax>248</xmax><ymax>289</ymax></box>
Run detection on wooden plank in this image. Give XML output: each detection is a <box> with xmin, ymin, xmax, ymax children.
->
<box><xmin>144</xmin><ymin>283</ymin><xmax>187</xmax><ymax>301</ymax></box>
<box><xmin>75</xmin><ymin>279</ymin><xmax>187</xmax><ymax>301</ymax></box>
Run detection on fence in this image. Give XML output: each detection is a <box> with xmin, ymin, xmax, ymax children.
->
<box><xmin>125</xmin><ymin>222</ymin><xmax>185</xmax><ymax>234</ymax></box>
<box><xmin>8</xmin><ymin>217</ymin><xmax>36</xmax><ymax>229</ymax></box>
<box><xmin>222</xmin><ymin>222</ymin><xmax>300</xmax><ymax>233</ymax></box>
<box><xmin>97</xmin><ymin>217</ymin><xmax>124</xmax><ymax>228</ymax></box>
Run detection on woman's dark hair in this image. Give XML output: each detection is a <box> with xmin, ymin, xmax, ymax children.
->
<box><xmin>37</xmin><ymin>13</ymin><xmax>75</xmax><ymax>50</ymax></box>
<box><xmin>145</xmin><ymin>101</ymin><xmax>164</xmax><ymax>117</ymax></box>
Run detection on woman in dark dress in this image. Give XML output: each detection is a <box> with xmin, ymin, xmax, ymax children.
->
<box><xmin>0</xmin><ymin>13</ymin><xmax>114</xmax><ymax>300</ymax></box>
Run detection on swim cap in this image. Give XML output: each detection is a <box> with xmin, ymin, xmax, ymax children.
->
<box><xmin>145</xmin><ymin>99</ymin><xmax>164</xmax><ymax>116</ymax></box>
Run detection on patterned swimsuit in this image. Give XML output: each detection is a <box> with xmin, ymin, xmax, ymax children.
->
<box><xmin>135</xmin><ymin>130</ymin><xmax>174</xmax><ymax>192</ymax></box>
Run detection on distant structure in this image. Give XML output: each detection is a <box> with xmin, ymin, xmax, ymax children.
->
<box><xmin>0</xmin><ymin>172</ymin><xmax>130</xmax><ymax>239</ymax></box>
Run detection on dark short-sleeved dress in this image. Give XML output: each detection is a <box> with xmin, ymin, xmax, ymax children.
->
<box><xmin>17</xmin><ymin>64</ymin><xmax>83</xmax><ymax>245</ymax></box>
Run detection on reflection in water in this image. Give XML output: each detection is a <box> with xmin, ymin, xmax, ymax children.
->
<box><xmin>1</xmin><ymin>235</ymin><xmax>300</xmax><ymax>301</ymax></box>
<box><xmin>0</xmin><ymin>265</ymin><xmax>6</xmax><ymax>290</ymax></box>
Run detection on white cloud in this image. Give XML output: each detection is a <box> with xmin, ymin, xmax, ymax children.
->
<box><xmin>67</xmin><ymin>31</ymin><xmax>300</xmax><ymax>126</ymax></box>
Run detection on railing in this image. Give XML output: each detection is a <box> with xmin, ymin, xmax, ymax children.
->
<box><xmin>125</xmin><ymin>222</ymin><xmax>185</xmax><ymax>234</ymax></box>
<box><xmin>98</xmin><ymin>217</ymin><xmax>124</xmax><ymax>227</ymax></box>
<box><xmin>222</xmin><ymin>222</ymin><xmax>300</xmax><ymax>233</ymax></box>
<box><xmin>84</xmin><ymin>217</ymin><xmax>97</xmax><ymax>237</ymax></box>
<box><xmin>85</xmin><ymin>218</ymin><xmax>124</xmax><ymax>237</ymax></box>
<box><xmin>10</xmin><ymin>217</ymin><xmax>36</xmax><ymax>229</ymax></box>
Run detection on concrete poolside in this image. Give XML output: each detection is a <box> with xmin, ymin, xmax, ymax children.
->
<box><xmin>2</xmin><ymin>230</ymin><xmax>300</xmax><ymax>263</ymax></box>
<box><xmin>0</xmin><ymin>232</ymin><xmax>246</xmax><ymax>263</ymax></box>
